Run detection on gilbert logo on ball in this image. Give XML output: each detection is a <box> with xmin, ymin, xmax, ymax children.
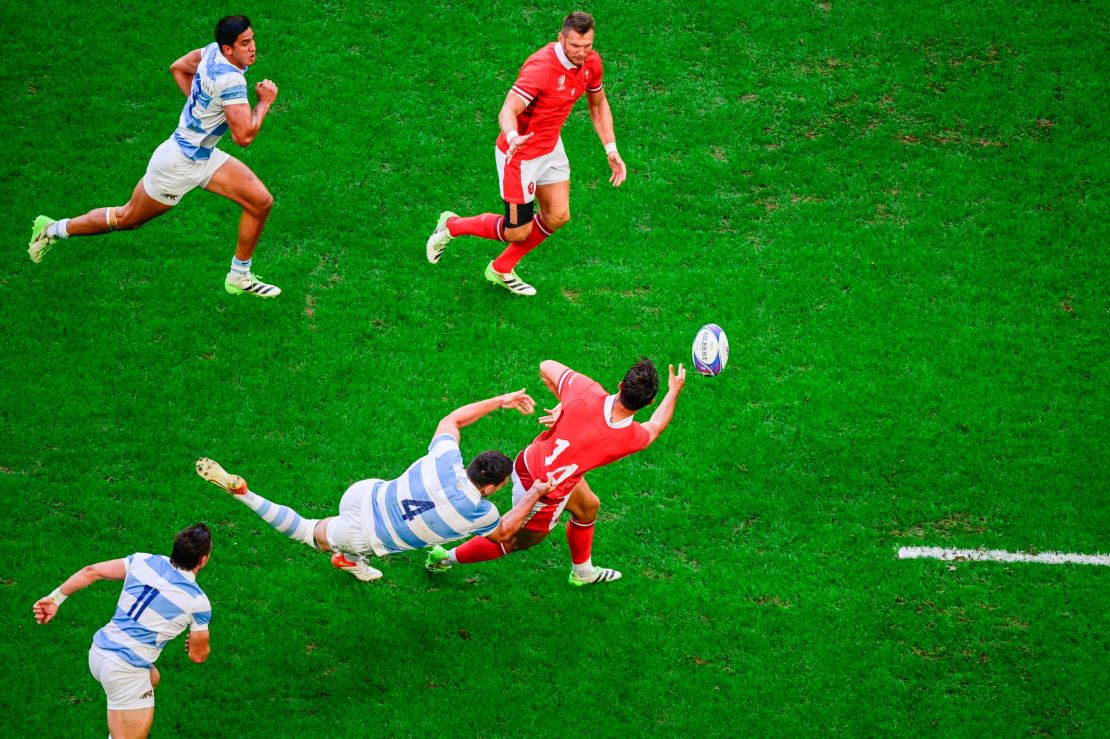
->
<box><xmin>692</xmin><ymin>324</ymin><xmax>729</xmax><ymax>376</ymax></box>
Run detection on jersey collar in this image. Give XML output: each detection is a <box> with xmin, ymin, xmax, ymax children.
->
<box><xmin>459</xmin><ymin>473</ymin><xmax>482</xmax><ymax>504</ymax></box>
<box><xmin>173</xmin><ymin>565</ymin><xmax>198</xmax><ymax>582</ymax></box>
<box><xmin>554</xmin><ymin>42</ymin><xmax>577</xmax><ymax>70</ymax></box>
<box><xmin>604</xmin><ymin>394</ymin><xmax>635</xmax><ymax>429</ymax></box>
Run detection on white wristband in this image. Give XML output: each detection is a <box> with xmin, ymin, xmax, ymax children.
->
<box><xmin>506</xmin><ymin>129</ymin><xmax>520</xmax><ymax>145</ymax></box>
<box><xmin>48</xmin><ymin>587</ymin><xmax>68</xmax><ymax>605</ymax></box>
<box><xmin>604</xmin><ymin>141</ymin><xmax>618</xmax><ymax>155</ymax></box>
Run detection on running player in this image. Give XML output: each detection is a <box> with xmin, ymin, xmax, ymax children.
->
<box><xmin>28</xmin><ymin>15</ymin><xmax>282</xmax><ymax>298</ymax></box>
<box><xmin>425</xmin><ymin>11</ymin><xmax>627</xmax><ymax>296</ymax></box>
<box><xmin>32</xmin><ymin>524</ymin><xmax>213</xmax><ymax>739</ymax></box>
<box><xmin>196</xmin><ymin>389</ymin><xmax>555</xmax><ymax>582</ymax></box>
<box><xmin>426</xmin><ymin>358</ymin><xmax>685</xmax><ymax>586</ymax></box>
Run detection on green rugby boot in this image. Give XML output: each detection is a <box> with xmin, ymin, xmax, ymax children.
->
<box><xmin>225</xmin><ymin>271</ymin><xmax>281</xmax><ymax>298</ymax></box>
<box><xmin>28</xmin><ymin>215</ymin><xmax>58</xmax><ymax>263</ymax></box>
<box><xmin>484</xmin><ymin>261</ymin><xmax>537</xmax><ymax>296</ymax></box>
<box><xmin>424</xmin><ymin>544</ymin><xmax>452</xmax><ymax>573</ymax></box>
<box><xmin>568</xmin><ymin>566</ymin><xmax>622</xmax><ymax>587</ymax></box>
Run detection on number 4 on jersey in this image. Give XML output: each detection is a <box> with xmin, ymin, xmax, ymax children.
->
<box><xmin>401</xmin><ymin>499</ymin><xmax>436</xmax><ymax>522</ymax></box>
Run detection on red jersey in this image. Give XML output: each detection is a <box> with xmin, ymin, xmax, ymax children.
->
<box><xmin>520</xmin><ymin>367</ymin><xmax>651</xmax><ymax>502</ymax></box>
<box><xmin>496</xmin><ymin>42</ymin><xmax>604</xmax><ymax>160</ymax></box>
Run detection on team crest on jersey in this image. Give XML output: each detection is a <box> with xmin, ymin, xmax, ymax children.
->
<box><xmin>528</xmin><ymin>181</ymin><xmax>536</xmax><ymax>195</ymax></box>
<box><xmin>557</xmin><ymin>74</ymin><xmax>566</xmax><ymax>91</ymax></box>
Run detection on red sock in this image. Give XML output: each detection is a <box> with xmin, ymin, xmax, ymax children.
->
<box><xmin>492</xmin><ymin>214</ymin><xmax>554</xmax><ymax>273</ymax></box>
<box><xmin>447</xmin><ymin>213</ymin><xmax>505</xmax><ymax>241</ymax></box>
<box><xmin>452</xmin><ymin>535</ymin><xmax>507</xmax><ymax>564</ymax></box>
<box><xmin>566</xmin><ymin>519</ymin><xmax>595</xmax><ymax>565</ymax></box>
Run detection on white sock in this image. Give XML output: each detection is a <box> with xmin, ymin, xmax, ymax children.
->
<box><xmin>446</xmin><ymin>549</ymin><xmax>461</xmax><ymax>565</ymax></box>
<box><xmin>573</xmin><ymin>558</ymin><xmax>594</xmax><ymax>576</ymax></box>
<box><xmin>47</xmin><ymin>218</ymin><xmax>70</xmax><ymax>239</ymax></box>
<box><xmin>230</xmin><ymin>256</ymin><xmax>251</xmax><ymax>275</ymax></box>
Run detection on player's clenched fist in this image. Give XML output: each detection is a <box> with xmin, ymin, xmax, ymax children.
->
<box><xmin>256</xmin><ymin>79</ymin><xmax>278</xmax><ymax>103</ymax></box>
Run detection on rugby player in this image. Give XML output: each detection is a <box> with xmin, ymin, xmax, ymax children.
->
<box><xmin>426</xmin><ymin>11</ymin><xmax>626</xmax><ymax>296</ymax></box>
<box><xmin>196</xmin><ymin>390</ymin><xmax>554</xmax><ymax>582</ymax></box>
<box><xmin>32</xmin><ymin>524</ymin><xmax>213</xmax><ymax>739</ymax></box>
<box><xmin>427</xmin><ymin>359</ymin><xmax>685</xmax><ymax>586</ymax></box>
<box><xmin>29</xmin><ymin>15</ymin><xmax>281</xmax><ymax>298</ymax></box>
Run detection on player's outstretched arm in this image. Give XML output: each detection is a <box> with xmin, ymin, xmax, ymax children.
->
<box><xmin>485</xmin><ymin>477</ymin><xmax>555</xmax><ymax>544</ymax></box>
<box><xmin>32</xmin><ymin>558</ymin><xmax>127</xmax><ymax>625</ymax></box>
<box><xmin>434</xmin><ymin>390</ymin><xmax>536</xmax><ymax>441</ymax></box>
<box><xmin>587</xmin><ymin>88</ymin><xmax>626</xmax><ymax>187</ymax></box>
<box><xmin>226</xmin><ymin>80</ymin><xmax>278</xmax><ymax>148</ymax></box>
<box><xmin>170</xmin><ymin>49</ymin><xmax>203</xmax><ymax>96</ymax></box>
<box><xmin>640</xmin><ymin>363</ymin><xmax>687</xmax><ymax>445</ymax></box>
<box><xmin>539</xmin><ymin>360</ymin><xmax>573</xmax><ymax>398</ymax></box>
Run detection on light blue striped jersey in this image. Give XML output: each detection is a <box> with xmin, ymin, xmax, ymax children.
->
<box><xmin>92</xmin><ymin>553</ymin><xmax>211</xmax><ymax>669</ymax></box>
<box><xmin>171</xmin><ymin>42</ymin><xmax>250</xmax><ymax>161</ymax></box>
<box><xmin>352</xmin><ymin>434</ymin><xmax>501</xmax><ymax>555</ymax></box>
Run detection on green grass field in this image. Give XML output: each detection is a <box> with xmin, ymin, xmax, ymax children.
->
<box><xmin>2</xmin><ymin>0</ymin><xmax>1108</xmax><ymax>735</ymax></box>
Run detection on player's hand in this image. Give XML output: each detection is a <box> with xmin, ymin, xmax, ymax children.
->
<box><xmin>668</xmin><ymin>363</ymin><xmax>686</xmax><ymax>394</ymax></box>
<box><xmin>607</xmin><ymin>151</ymin><xmax>627</xmax><ymax>187</ymax></box>
<box><xmin>499</xmin><ymin>389</ymin><xmax>535</xmax><ymax>415</ymax></box>
<box><xmin>33</xmin><ymin>597</ymin><xmax>59</xmax><ymax>625</ymax></box>
<box><xmin>505</xmin><ymin>132</ymin><xmax>534</xmax><ymax>165</ymax></box>
<box><xmin>530</xmin><ymin>475</ymin><xmax>556</xmax><ymax>498</ymax></box>
<box><xmin>256</xmin><ymin>79</ymin><xmax>279</xmax><ymax>104</ymax></box>
<box><xmin>538</xmin><ymin>403</ymin><xmax>562</xmax><ymax>428</ymax></box>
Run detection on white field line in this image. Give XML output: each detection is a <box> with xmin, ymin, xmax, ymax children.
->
<box><xmin>898</xmin><ymin>546</ymin><xmax>1110</xmax><ymax>567</ymax></box>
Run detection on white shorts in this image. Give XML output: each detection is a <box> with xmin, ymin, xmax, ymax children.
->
<box><xmin>88</xmin><ymin>646</ymin><xmax>155</xmax><ymax>711</ymax></box>
<box><xmin>326</xmin><ymin>480</ymin><xmax>383</xmax><ymax>557</ymax></box>
<box><xmin>142</xmin><ymin>139</ymin><xmax>230</xmax><ymax>206</ymax></box>
<box><xmin>496</xmin><ymin>138</ymin><xmax>570</xmax><ymax>205</ymax></box>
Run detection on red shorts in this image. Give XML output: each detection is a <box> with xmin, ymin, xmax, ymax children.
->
<box><xmin>511</xmin><ymin>452</ymin><xmax>571</xmax><ymax>532</ymax></box>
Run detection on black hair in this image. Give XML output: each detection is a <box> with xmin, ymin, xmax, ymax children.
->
<box><xmin>216</xmin><ymin>15</ymin><xmax>251</xmax><ymax>50</ymax></box>
<box><xmin>171</xmin><ymin>523</ymin><xmax>212</xmax><ymax>570</ymax></box>
<box><xmin>619</xmin><ymin>358</ymin><xmax>659</xmax><ymax>411</ymax></box>
<box><xmin>467</xmin><ymin>451</ymin><xmax>513</xmax><ymax>488</ymax></box>
<box><xmin>561</xmin><ymin>11</ymin><xmax>595</xmax><ymax>35</ymax></box>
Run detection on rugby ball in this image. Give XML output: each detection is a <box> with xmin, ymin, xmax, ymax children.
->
<box><xmin>692</xmin><ymin>324</ymin><xmax>729</xmax><ymax>376</ymax></box>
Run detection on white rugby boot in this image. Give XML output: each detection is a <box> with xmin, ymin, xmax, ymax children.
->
<box><xmin>331</xmin><ymin>553</ymin><xmax>383</xmax><ymax>582</ymax></box>
<box><xmin>426</xmin><ymin>210</ymin><xmax>457</xmax><ymax>264</ymax></box>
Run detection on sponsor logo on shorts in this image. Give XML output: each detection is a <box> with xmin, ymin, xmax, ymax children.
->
<box><xmin>161</xmin><ymin>193</ymin><xmax>179</xmax><ymax>201</ymax></box>
<box><xmin>140</xmin><ymin>690</ymin><xmax>154</xmax><ymax>699</ymax></box>
<box><xmin>527</xmin><ymin>182</ymin><xmax>535</xmax><ymax>195</ymax></box>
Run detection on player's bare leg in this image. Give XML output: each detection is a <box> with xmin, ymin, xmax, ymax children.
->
<box><xmin>564</xmin><ymin>478</ymin><xmax>621</xmax><ymax>586</ymax></box>
<box><xmin>488</xmin><ymin>181</ymin><xmax>571</xmax><ymax>294</ymax></box>
<box><xmin>501</xmin><ymin>525</ymin><xmax>551</xmax><ymax>553</ymax></box>
<box><xmin>107</xmin><ymin>706</ymin><xmax>155</xmax><ymax>739</ymax></box>
<box><xmin>202</xmin><ymin>156</ymin><xmax>280</xmax><ymax>297</ymax></box>
<box><xmin>28</xmin><ymin>179</ymin><xmax>171</xmax><ymax>263</ymax></box>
